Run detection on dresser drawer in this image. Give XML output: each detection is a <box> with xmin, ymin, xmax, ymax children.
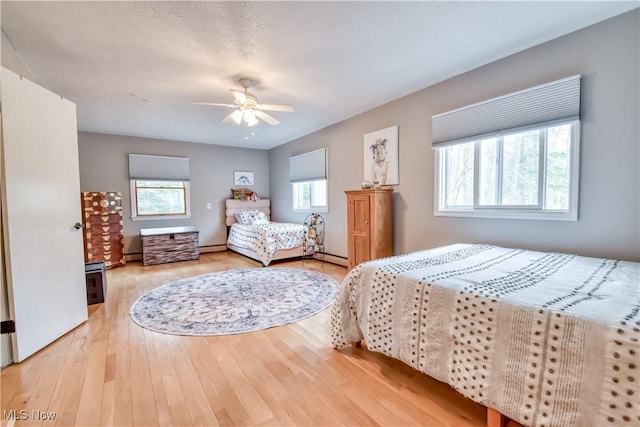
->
<box><xmin>82</xmin><ymin>192</ymin><xmax>123</xmax><ymax>215</ymax></box>
<box><xmin>85</xmin><ymin>222</ymin><xmax>123</xmax><ymax>234</ymax></box>
<box><xmin>140</xmin><ymin>227</ymin><xmax>199</xmax><ymax>266</ymax></box>
<box><xmin>84</xmin><ymin>232</ymin><xmax>123</xmax><ymax>246</ymax></box>
<box><xmin>85</xmin><ymin>212</ymin><xmax>123</xmax><ymax>225</ymax></box>
<box><xmin>86</xmin><ymin>238</ymin><xmax>123</xmax><ymax>253</ymax></box>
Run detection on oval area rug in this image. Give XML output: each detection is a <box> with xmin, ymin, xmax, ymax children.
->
<box><xmin>129</xmin><ymin>267</ymin><xmax>339</xmax><ymax>336</ymax></box>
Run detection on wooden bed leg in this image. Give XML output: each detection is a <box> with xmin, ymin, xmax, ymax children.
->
<box><xmin>487</xmin><ymin>408</ymin><xmax>505</xmax><ymax>427</ymax></box>
<box><xmin>353</xmin><ymin>340</ymin><xmax>362</xmax><ymax>348</ymax></box>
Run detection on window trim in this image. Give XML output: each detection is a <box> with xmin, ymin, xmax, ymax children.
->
<box><xmin>434</xmin><ymin>121</ymin><xmax>580</xmax><ymax>221</ymax></box>
<box><xmin>291</xmin><ymin>179</ymin><xmax>328</xmax><ymax>213</ymax></box>
<box><xmin>130</xmin><ymin>179</ymin><xmax>192</xmax><ymax>221</ymax></box>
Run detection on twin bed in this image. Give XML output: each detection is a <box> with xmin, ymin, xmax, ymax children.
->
<box><xmin>331</xmin><ymin>243</ymin><xmax>639</xmax><ymax>427</ymax></box>
<box><xmin>225</xmin><ymin>199</ymin><xmax>305</xmax><ymax>266</ymax></box>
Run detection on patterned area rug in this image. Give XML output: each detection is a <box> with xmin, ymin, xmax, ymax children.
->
<box><xmin>130</xmin><ymin>267</ymin><xmax>339</xmax><ymax>336</ymax></box>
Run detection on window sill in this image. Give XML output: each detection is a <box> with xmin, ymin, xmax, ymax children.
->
<box><xmin>131</xmin><ymin>215</ymin><xmax>191</xmax><ymax>221</ymax></box>
<box><xmin>434</xmin><ymin>209</ymin><xmax>577</xmax><ymax>221</ymax></box>
<box><xmin>293</xmin><ymin>209</ymin><xmax>328</xmax><ymax>214</ymax></box>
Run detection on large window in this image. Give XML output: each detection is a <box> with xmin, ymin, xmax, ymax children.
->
<box><xmin>437</xmin><ymin>122</ymin><xmax>578</xmax><ymax>219</ymax></box>
<box><xmin>128</xmin><ymin>154</ymin><xmax>191</xmax><ymax>220</ymax></box>
<box><xmin>433</xmin><ymin>75</ymin><xmax>581</xmax><ymax>221</ymax></box>
<box><xmin>292</xmin><ymin>180</ymin><xmax>327</xmax><ymax>212</ymax></box>
<box><xmin>290</xmin><ymin>148</ymin><xmax>328</xmax><ymax>212</ymax></box>
<box><xmin>131</xmin><ymin>180</ymin><xmax>190</xmax><ymax>218</ymax></box>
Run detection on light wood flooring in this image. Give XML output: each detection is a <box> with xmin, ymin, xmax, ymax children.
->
<box><xmin>1</xmin><ymin>251</ymin><xmax>488</xmax><ymax>426</ymax></box>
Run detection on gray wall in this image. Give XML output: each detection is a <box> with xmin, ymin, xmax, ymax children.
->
<box><xmin>268</xmin><ymin>10</ymin><xmax>640</xmax><ymax>262</ymax></box>
<box><xmin>78</xmin><ymin>132</ymin><xmax>269</xmax><ymax>255</ymax></box>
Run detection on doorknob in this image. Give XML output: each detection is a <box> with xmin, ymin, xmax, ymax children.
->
<box><xmin>73</xmin><ymin>222</ymin><xmax>84</xmax><ymax>230</ymax></box>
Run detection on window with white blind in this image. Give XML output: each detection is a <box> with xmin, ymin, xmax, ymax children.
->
<box><xmin>128</xmin><ymin>154</ymin><xmax>191</xmax><ymax>220</ymax></box>
<box><xmin>433</xmin><ymin>76</ymin><xmax>581</xmax><ymax>220</ymax></box>
<box><xmin>289</xmin><ymin>148</ymin><xmax>328</xmax><ymax>212</ymax></box>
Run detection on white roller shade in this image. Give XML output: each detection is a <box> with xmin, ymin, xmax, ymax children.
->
<box><xmin>432</xmin><ymin>75</ymin><xmax>581</xmax><ymax>148</ymax></box>
<box><xmin>289</xmin><ymin>148</ymin><xmax>327</xmax><ymax>183</ymax></box>
<box><xmin>128</xmin><ymin>154</ymin><xmax>190</xmax><ymax>181</ymax></box>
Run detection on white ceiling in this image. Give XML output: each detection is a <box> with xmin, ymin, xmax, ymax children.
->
<box><xmin>1</xmin><ymin>1</ymin><xmax>637</xmax><ymax>150</ymax></box>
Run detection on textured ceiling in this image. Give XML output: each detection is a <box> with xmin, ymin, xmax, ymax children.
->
<box><xmin>1</xmin><ymin>1</ymin><xmax>637</xmax><ymax>150</ymax></box>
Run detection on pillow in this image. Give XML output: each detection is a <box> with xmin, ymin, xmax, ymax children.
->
<box><xmin>233</xmin><ymin>212</ymin><xmax>244</xmax><ymax>224</ymax></box>
<box><xmin>251</xmin><ymin>211</ymin><xmax>269</xmax><ymax>225</ymax></box>
<box><xmin>235</xmin><ymin>210</ymin><xmax>269</xmax><ymax>225</ymax></box>
<box><xmin>237</xmin><ymin>210</ymin><xmax>255</xmax><ymax>225</ymax></box>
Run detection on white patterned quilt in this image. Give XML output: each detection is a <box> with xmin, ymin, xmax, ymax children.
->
<box><xmin>227</xmin><ymin>222</ymin><xmax>305</xmax><ymax>266</ymax></box>
<box><xmin>331</xmin><ymin>244</ymin><xmax>640</xmax><ymax>427</ymax></box>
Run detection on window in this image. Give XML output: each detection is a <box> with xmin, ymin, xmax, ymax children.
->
<box><xmin>292</xmin><ymin>180</ymin><xmax>327</xmax><ymax>212</ymax></box>
<box><xmin>290</xmin><ymin>148</ymin><xmax>328</xmax><ymax>212</ymax></box>
<box><xmin>128</xmin><ymin>154</ymin><xmax>191</xmax><ymax>220</ymax></box>
<box><xmin>433</xmin><ymin>75</ymin><xmax>581</xmax><ymax>221</ymax></box>
<box><xmin>436</xmin><ymin>121</ymin><xmax>578</xmax><ymax>220</ymax></box>
<box><xmin>130</xmin><ymin>180</ymin><xmax>191</xmax><ymax>219</ymax></box>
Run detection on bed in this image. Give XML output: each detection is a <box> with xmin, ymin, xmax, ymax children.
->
<box><xmin>331</xmin><ymin>243</ymin><xmax>640</xmax><ymax>427</ymax></box>
<box><xmin>225</xmin><ymin>199</ymin><xmax>305</xmax><ymax>266</ymax></box>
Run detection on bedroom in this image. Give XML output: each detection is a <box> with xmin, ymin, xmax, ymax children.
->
<box><xmin>1</xmin><ymin>2</ymin><xmax>639</xmax><ymax>426</ymax></box>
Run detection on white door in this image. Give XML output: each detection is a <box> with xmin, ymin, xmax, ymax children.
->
<box><xmin>0</xmin><ymin>112</ymin><xmax>12</xmax><ymax>368</ymax></box>
<box><xmin>1</xmin><ymin>67</ymin><xmax>87</xmax><ymax>362</ymax></box>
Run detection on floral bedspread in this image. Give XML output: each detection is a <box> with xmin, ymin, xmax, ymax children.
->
<box><xmin>227</xmin><ymin>222</ymin><xmax>305</xmax><ymax>266</ymax></box>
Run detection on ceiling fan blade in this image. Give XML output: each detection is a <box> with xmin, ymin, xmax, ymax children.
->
<box><xmin>230</xmin><ymin>89</ymin><xmax>247</xmax><ymax>104</ymax></box>
<box><xmin>191</xmin><ymin>102</ymin><xmax>237</xmax><ymax>108</ymax></box>
<box><xmin>254</xmin><ymin>110</ymin><xmax>280</xmax><ymax>126</ymax></box>
<box><xmin>257</xmin><ymin>103</ymin><xmax>295</xmax><ymax>112</ymax></box>
<box><xmin>222</xmin><ymin>110</ymin><xmax>243</xmax><ymax>125</ymax></box>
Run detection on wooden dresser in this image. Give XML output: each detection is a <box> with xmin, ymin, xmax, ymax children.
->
<box><xmin>140</xmin><ymin>226</ymin><xmax>199</xmax><ymax>266</ymax></box>
<box><xmin>81</xmin><ymin>192</ymin><xmax>126</xmax><ymax>269</ymax></box>
<box><xmin>345</xmin><ymin>188</ymin><xmax>393</xmax><ymax>270</ymax></box>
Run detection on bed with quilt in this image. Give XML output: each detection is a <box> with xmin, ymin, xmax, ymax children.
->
<box><xmin>331</xmin><ymin>243</ymin><xmax>639</xmax><ymax>427</ymax></box>
<box><xmin>225</xmin><ymin>199</ymin><xmax>305</xmax><ymax>266</ymax></box>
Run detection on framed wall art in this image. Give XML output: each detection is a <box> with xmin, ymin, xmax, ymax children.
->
<box><xmin>233</xmin><ymin>171</ymin><xmax>254</xmax><ymax>186</ymax></box>
<box><xmin>363</xmin><ymin>125</ymin><xmax>399</xmax><ymax>186</ymax></box>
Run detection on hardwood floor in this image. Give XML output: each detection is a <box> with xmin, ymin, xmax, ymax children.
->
<box><xmin>1</xmin><ymin>251</ymin><xmax>487</xmax><ymax>426</ymax></box>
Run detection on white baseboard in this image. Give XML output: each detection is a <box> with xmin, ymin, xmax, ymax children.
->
<box><xmin>125</xmin><ymin>245</ymin><xmax>348</xmax><ymax>267</ymax></box>
<box><xmin>315</xmin><ymin>253</ymin><xmax>348</xmax><ymax>267</ymax></box>
<box><xmin>125</xmin><ymin>245</ymin><xmax>227</xmax><ymax>262</ymax></box>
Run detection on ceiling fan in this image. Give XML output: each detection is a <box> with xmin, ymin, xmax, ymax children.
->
<box><xmin>192</xmin><ymin>78</ymin><xmax>295</xmax><ymax>127</ymax></box>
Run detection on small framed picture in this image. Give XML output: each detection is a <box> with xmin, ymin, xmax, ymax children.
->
<box><xmin>234</xmin><ymin>171</ymin><xmax>254</xmax><ymax>186</ymax></box>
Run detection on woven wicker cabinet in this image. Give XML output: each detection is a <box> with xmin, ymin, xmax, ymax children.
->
<box><xmin>140</xmin><ymin>226</ymin><xmax>199</xmax><ymax>266</ymax></box>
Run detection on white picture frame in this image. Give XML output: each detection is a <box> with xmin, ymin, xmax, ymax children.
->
<box><xmin>363</xmin><ymin>125</ymin><xmax>399</xmax><ymax>185</ymax></box>
<box><xmin>233</xmin><ymin>171</ymin><xmax>254</xmax><ymax>186</ymax></box>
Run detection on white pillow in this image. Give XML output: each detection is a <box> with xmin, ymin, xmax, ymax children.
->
<box><xmin>236</xmin><ymin>210</ymin><xmax>269</xmax><ymax>225</ymax></box>
<box><xmin>237</xmin><ymin>211</ymin><xmax>254</xmax><ymax>225</ymax></box>
<box><xmin>251</xmin><ymin>211</ymin><xmax>269</xmax><ymax>225</ymax></box>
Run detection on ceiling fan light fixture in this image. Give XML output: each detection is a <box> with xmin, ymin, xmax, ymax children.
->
<box><xmin>244</xmin><ymin>110</ymin><xmax>258</xmax><ymax>126</ymax></box>
<box><xmin>194</xmin><ymin>77</ymin><xmax>294</xmax><ymax>127</ymax></box>
<box><xmin>230</xmin><ymin>109</ymin><xmax>243</xmax><ymax>125</ymax></box>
